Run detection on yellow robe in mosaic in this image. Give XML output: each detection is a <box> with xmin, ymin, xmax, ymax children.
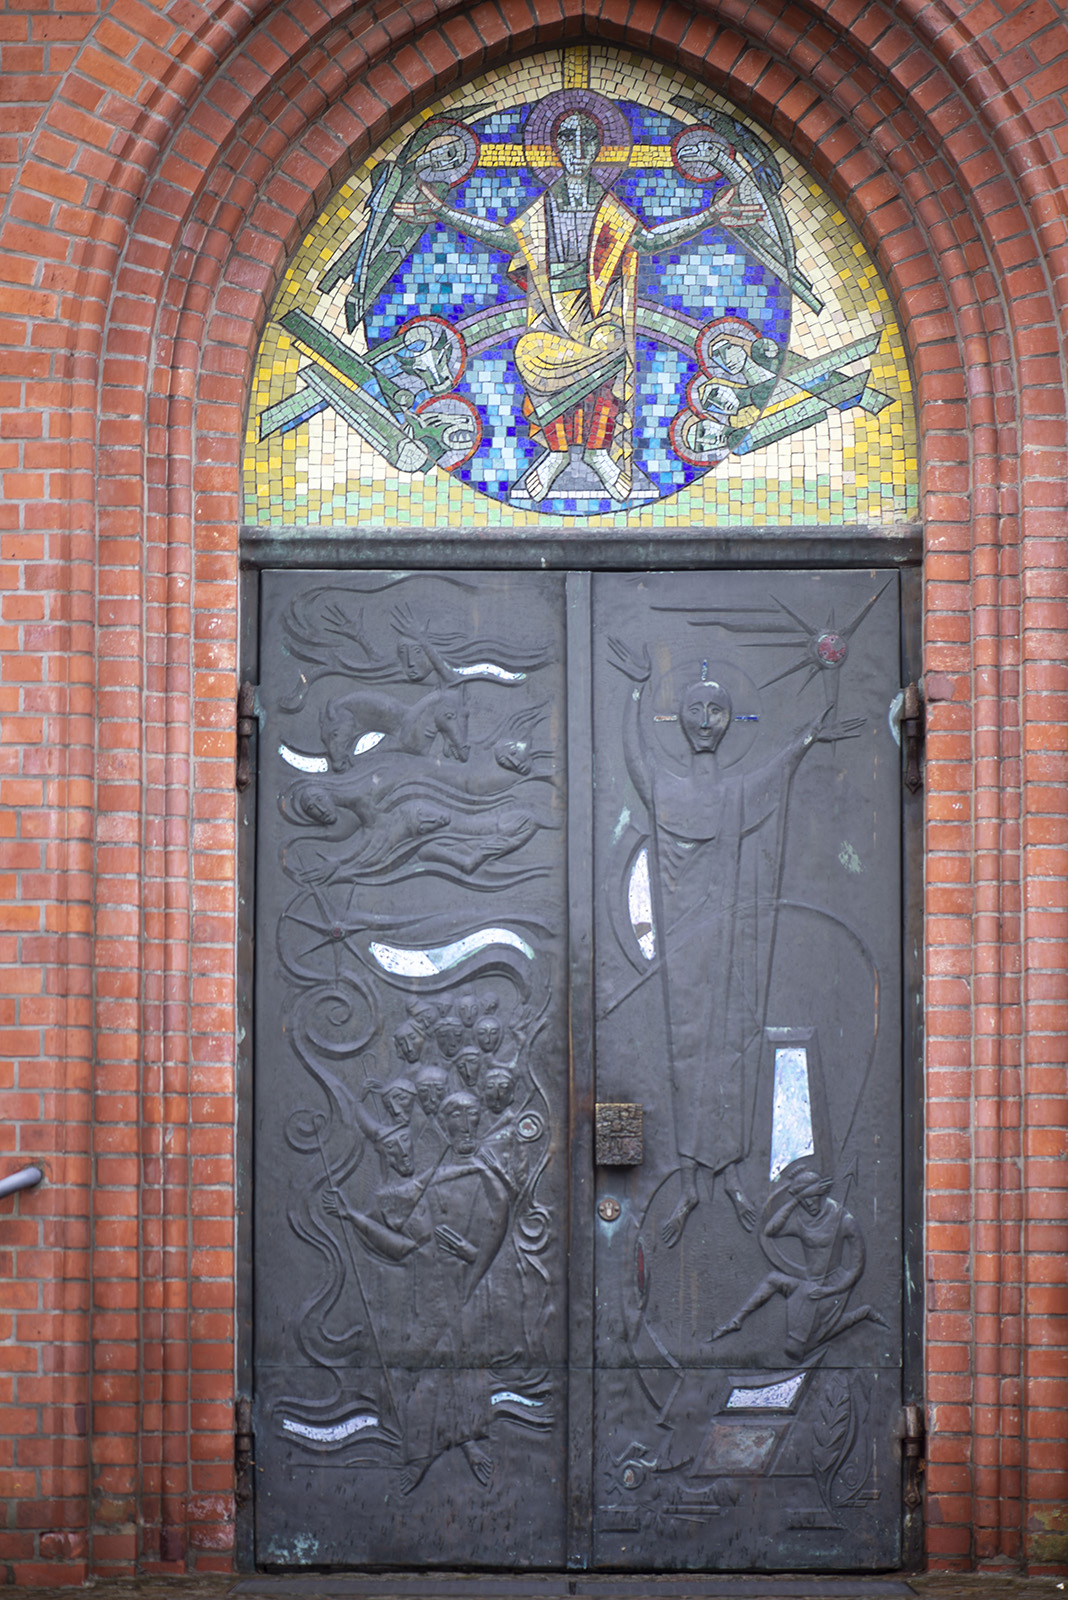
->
<box><xmin>509</xmin><ymin>191</ymin><xmax>639</xmax><ymax>483</ymax></box>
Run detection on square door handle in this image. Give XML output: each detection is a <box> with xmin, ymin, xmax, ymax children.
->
<box><xmin>595</xmin><ymin>1102</ymin><xmax>643</xmax><ymax>1166</ymax></box>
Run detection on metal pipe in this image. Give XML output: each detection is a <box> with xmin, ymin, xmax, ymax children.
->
<box><xmin>0</xmin><ymin>1166</ymin><xmax>43</xmax><ymax>1199</ymax></box>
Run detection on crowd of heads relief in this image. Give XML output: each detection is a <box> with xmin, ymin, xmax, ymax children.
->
<box><xmin>245</xmin><ymin>49</ymin><xmax>917</xmax><ymax>529</ymax></box>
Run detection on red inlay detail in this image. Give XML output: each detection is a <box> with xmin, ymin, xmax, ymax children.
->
<box><xmin>816</xmin><ymin>631</ymin><xmax>848</xmax><ymax>665</ymax></box>
<box><xmin>592</xmin><ymin>224</ymin><xmax>615</xmax><ymax>280</ymax></box>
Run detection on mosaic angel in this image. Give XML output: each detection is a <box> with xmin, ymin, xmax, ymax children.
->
<box><xmin>395</xmin><ymin>93</ymin><xmax>763</xmax><ymax>502</ymax></box>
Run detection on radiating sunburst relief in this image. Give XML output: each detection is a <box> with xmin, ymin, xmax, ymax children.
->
<box><xmin>244</xmin><ymin>47</ymin><xmax>918</xmax><ymax>530</ymax></box>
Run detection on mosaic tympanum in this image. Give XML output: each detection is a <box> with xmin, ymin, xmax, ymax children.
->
<box><xmin>245</xmin><ymin>49</ymin><xmax>917</xmax><ymax>529</ymax></box>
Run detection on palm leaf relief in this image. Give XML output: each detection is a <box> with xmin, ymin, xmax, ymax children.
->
<box><xmin>811</xmin><ymin>1370</ymin><xmax>857</xmax><ymax>1516</ymax></box>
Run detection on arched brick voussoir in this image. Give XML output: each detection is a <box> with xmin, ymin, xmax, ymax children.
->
<box><xmin>70</xmin><ymin>0</ymin><xmax>471</xmax><ymax>352</ymax></box>
<box><xmin>95</xmin><ymin>0</ymin><xmax>1059</xmax><ymax>487</ymax></box>
<box><xmin>199</xmin><ymin>13</ymin><xmax>943</xmax><ymax>311</ymax></box>
<box><xmin>158</xmin><ymin>3</ymin><xmax>1017</xmax><ymax>286</ymax></box>
<box><xmin>649</xmin><ymin>0</ymin><xmax>1060</xmax><ymax>378</ymax></box>
<box><xmin>119</xmin><ymin>1</ymin><xmax>475</xmax><ymax>264</ymax></box>
<box><xmin>0</xmin><ymin>0</ymin><xmax>292</xmax><ymax>286</ymax></box>
<box><xmin>13</xmin><ymin>0</ymin><xmax>1055</xmax><ymax>424</ymax></box>
<box><xmin>654</xmin><ymin>0</ymin><xmax>1046</xmax><ymax>388</ymax></box>
<box><xmin>112</xmin><ymin>0</ymin><xmax>555</xmax><ymax>360</ymax></box>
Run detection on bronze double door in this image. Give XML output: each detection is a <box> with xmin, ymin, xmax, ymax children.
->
<box><xmin>250</xmin><ymin>568</ymin><xmax>905</xmax><ymax>1570</ymax></box>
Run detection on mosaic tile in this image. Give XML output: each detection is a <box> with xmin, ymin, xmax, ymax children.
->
<box><xmin>244</xmin><ymin>47</ymin><xmax>918</xmax><ymax>529</ymax></box>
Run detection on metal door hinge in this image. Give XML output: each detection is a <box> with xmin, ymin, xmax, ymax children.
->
<box><xmin>236</xmin><ymin>682</ymin><xmax>258</xmax><ymax>792</ymax></box>
<box><xmin>901</xmin><ymin>681</ymin><xmax>925</xmax><ymax>794</ymax></box>
<box><xmin>902</xmin><ymin>1401</ymin><xmax>925</xmax><ymax>1508</ymax></box>
<box><xmin>235</xmin><ymin>1395</ymin><xmax>254</xmax><ymax>1507</ymax></box>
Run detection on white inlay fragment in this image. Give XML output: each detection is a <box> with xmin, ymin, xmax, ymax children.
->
<box><xmin>279</xmin><ymin>744</ymin><xmax>328</xmax><ymax>773</ymax></box>
<box><xmin>370</xmin><ymin>928</ymin><xmax>535</xmax><ymax>976</ymax></box>
<box><xmin>725</xmin><ymin>1373</ymin><xmax>805</xmax><ymax>1410</ymax></box>
<box><xmin>628</xmin><ymin>847</ymin><xmax>656</xmax><ymax>960</ymax></box>
<box><xmin>282</xmin><ymin>1412</ymin><xmax>379</xmax><ymax>1442</ymax></box>
<box><xmin>452</xmin><ymin>663</ymin><xmax>526</xmax><ymax>682</ymax></box>
<box><xmin>769</xmin><ymin>1045</ymin><xmax>815</xmax><ymax>1182</ymax></box>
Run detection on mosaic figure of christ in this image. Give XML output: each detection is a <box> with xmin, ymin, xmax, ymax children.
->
<box><xmin>396</xmin><ymin>90</ymin><xmax>763</xmax><ymax>504</ymax></box>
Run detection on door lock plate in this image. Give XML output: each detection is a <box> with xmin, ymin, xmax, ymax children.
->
<box><xmin>595</xmin><ymin>1102</ymin><xmax>643</xmax><ymax>1165</ymax></box>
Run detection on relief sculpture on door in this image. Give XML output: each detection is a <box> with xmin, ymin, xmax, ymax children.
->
<box><xmin>253</xmin><ymin>568</ymin><xmax>904</xmax><ymax>1571</ymax></box>
<box><xmin>591</xmin><ymin>572</ymin><xmax>902</xmax><ymax>1569</ymax></box>
<box><xmin>254</xmin><ymin>573</ymin><xmax>570</xmax><ymax>1566</ymax></box>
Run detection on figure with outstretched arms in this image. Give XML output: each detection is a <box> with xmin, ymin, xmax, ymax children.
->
<box><xmin>397</xmin><ymin>107</ymin><xmax>762</xmax><ymax>502</ymax></box>
<box><xmin>609</xmin><ymin>637</ymin><xmax>863</xmax><ymax>1245</ymax></box>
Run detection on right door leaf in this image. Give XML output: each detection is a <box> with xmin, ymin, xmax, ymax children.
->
<box><xmin>591</xmin><ymin>569</ymin><xmax>903</xmax><ymax>1570</ymax></box>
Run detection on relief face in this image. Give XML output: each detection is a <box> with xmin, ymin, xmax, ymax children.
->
<box><xmin>244</xmin><ymin>48</ymin><xmax>917</xmax><ymax>530</ymax></box>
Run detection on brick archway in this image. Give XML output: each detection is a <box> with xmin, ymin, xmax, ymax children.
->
<box><xmin>1</xmin><ymin>0</ymin><xmax>1065</xmax><ymax>1578</ymax></box>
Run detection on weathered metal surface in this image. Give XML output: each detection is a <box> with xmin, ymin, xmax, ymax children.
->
<box><xmin>590</xmin><ymin>571</ymin><xmax>903</xmax><ymax>1570</ymax></box>
<box><xmin>236</xmin><ymin>681</ymin><xmax>257</xmax><ymax>791</ymax></box>
<box><xmin>253</xmin><ymin>572</ymin><xmax>569</xmax><ymax>1568</ymax></box>
<box><xmin>239</xmin><ymin>526</ymin><xmax>925</xmax><ymax>573</ymax></box>
<box><xmin>898</xmin><ymin>564</ymin><xmax>926</xmax><ymax>1574</ymax></box>
<box><xmin>901</xmin><ymin>681</ymin><xmax>925</xmax><ymax>793</ymax></box>
<box><xmin>595</xmin><ymin>1104</ymin><xmax>644</xmax><ymax>1166</ymax></box>
<box><xmin>251</xmin><ymin>567</ymin><xmax>904</xmax><ymax>1572</ymax></box>
<box><xmin>903</xmin><ymin>1403</ymin><xmax>926</xmax><ymax>1511</ymax></box>
<box><xmin>234</xmin><ymin>1397</ymin><xmax>253</xmax><ymax>1510</ymax></box>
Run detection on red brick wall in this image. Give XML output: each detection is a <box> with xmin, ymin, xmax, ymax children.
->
<box><xmin>0</xmin><ymin>0</ymin><xmax>1066</xmax><ymax>1580</ymax></box>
